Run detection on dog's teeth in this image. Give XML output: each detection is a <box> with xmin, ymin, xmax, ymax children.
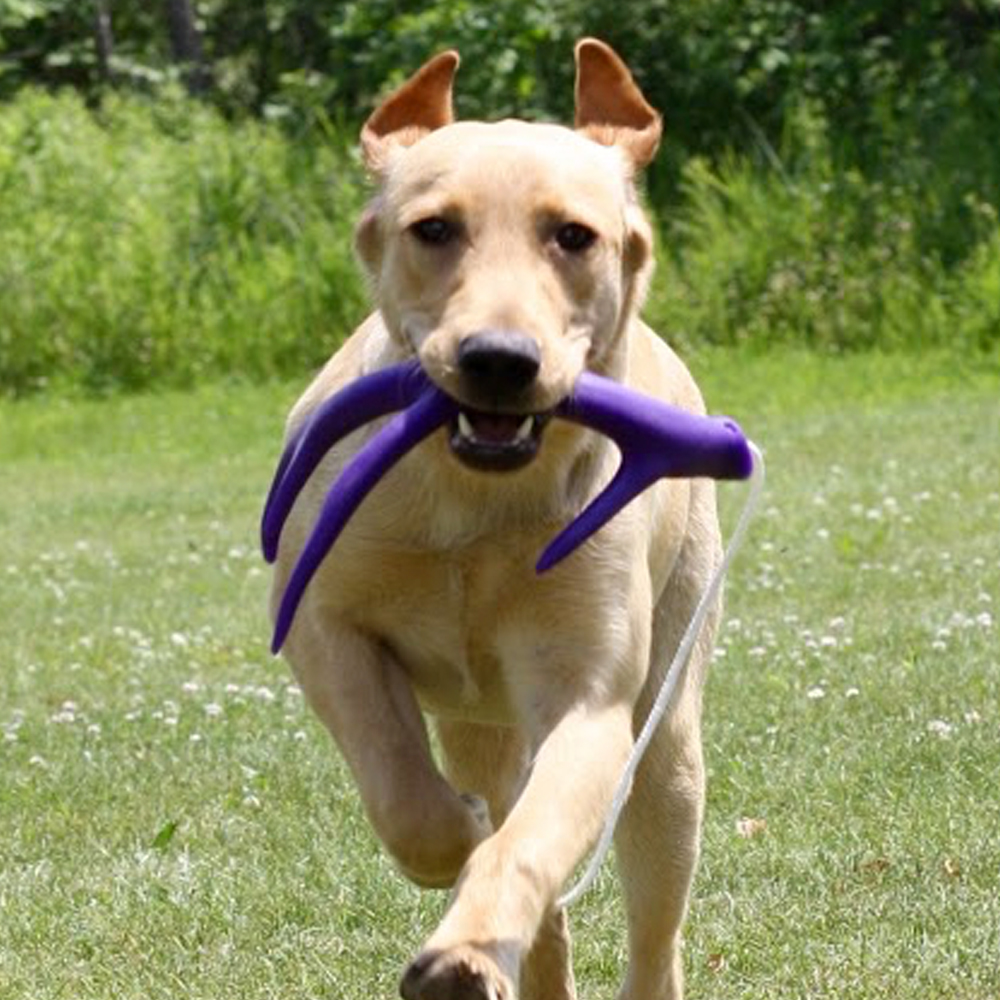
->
<box><xmin>514</xmin><ymin>416</ymin><xmax>534</xmax><ymax>443</ymax></box>
<box><xmin>458</xmin><ymin>412</ymin><xmax>475</xmax><ymax>440</ymax></box>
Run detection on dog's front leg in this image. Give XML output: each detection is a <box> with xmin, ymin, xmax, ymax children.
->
<box><xmin>282</xmin><ymin>611</ymin><xmax>493</xmax><ymax>888</ymax></box>
<box><xmin>402</xmin><ymin>700</ymin><xmax>635</xmax><ymax>1000</ymax></box>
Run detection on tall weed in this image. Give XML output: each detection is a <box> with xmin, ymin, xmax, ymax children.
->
<box><xmin>0</xmin><ymin>89</ymin><xmax>367</xmax><ymax>395</ymax></box>
<box><xmin>648</xmin><ymin>149</ymin><xmax>997</xmax><ymax>355</ymax></box>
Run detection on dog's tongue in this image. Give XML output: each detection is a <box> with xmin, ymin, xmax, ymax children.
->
<box><xmin>468</xmin><ymin>412</ymin><xmax>521</xmax><ymax>444</ymax></box>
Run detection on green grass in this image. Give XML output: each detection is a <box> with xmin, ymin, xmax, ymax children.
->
<box><xmin>1</xmin><ymin>349</ymin><xmax>998</xmax><ymax>999</ymax></box>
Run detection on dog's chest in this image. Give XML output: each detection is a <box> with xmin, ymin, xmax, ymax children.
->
<box><xmin>334</xmin><ymin>541</ymin><xmax>531</xmax><ymax>721</ymax></box>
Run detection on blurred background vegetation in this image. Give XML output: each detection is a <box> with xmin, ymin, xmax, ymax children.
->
<box><xmin>2</xmin><ymin>0</ymin><xmax>999</xmax><ymax>394</ymax></box>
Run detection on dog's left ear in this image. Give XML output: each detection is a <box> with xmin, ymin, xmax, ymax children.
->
<box><xmin>361</xmin><ymin>51</ymin><xmax>460</xmax><ymax>175</ymax></box>
<box><xmin>574</xmin><ymin>39</ymin><xmax>662</xmax><ymax>171</ymax></box>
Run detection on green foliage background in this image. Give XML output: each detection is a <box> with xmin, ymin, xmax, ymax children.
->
<box><xmin>1</xmin><ymin>0</ymin><xmax>999</xmax><ymax>393</ymax></box>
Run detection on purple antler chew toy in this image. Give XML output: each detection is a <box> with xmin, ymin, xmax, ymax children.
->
<box><xmin>263</xmin><ymin>359</ymin><xmax>752</xmax><ymax>653</ymax></box>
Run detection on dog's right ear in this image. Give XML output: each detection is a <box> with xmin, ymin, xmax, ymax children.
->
<box><xmin>360</xmin><ymin>51</ymin><xmax>460</xmax><ymax>175</ymax></box>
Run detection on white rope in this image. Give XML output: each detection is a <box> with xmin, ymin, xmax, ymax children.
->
<box><xmin>558</xmin><ymin>442</ymin><xmax>766</xmax><ymax>908</ymax></box>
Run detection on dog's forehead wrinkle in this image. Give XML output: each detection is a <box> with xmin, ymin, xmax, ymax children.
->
<box><xmin>385</xmin><ymin>120</ymin><xmax>628</xmax><ymax>210</ymax></box>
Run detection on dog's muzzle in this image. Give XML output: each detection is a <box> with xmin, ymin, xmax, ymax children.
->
<box><xmin>450</xmin><ymin>331</ymin><xmax>548</xmax><ymax>471</ymax></box>
<box><xmin>458</xmin><ymin>330</ymin><xmax>541</xmax><ymax>398</ymax></box>
<box><xmin>261</xmin><ymin>359</ymin><xmax>753</xmax><ymax>653</ymax></box>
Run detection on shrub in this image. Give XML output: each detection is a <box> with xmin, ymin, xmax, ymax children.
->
<box><xmin>0</xmin><ymin>88</ymin><xmax>367</xmax><ymax>395</ymax></box>
<box><xmin>2</xmin><ymin>86</ymin><xmax>998</xmax><ymax>397</ymax></box>
<box><xmin>647</xmin><ymin>135</ymin><xmax>998</xmax><ymax>355</ymax></box>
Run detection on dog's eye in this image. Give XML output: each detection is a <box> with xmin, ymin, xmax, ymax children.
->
<box><xmin>555</xmin><ymin>223</ymin><xmax>597</xmax><ymax>253</ymax></box>
<box><xmin>410</xmin><ymin>217</ymin><xmax>456</xmax><ymax>246</ymax></box>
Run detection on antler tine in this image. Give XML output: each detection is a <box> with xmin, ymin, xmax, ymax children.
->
<box><xmin>536</xmin><ymin>458</ymin><xmax>652</xmax><ymax>573</ymax></box>
<box><xmin>270</xmin><ymin>385</ymin><xmax>457</xmax><ymax>653</ymax></box>
<box><xmin>261</xmin><ymin>360</ymin><xmax>429</xmax><ymax>563</ymax></box>
<box><xmin>537</xmin><ymin>372</ymin><xmax>753</xmax><ymax>572</ymax></box>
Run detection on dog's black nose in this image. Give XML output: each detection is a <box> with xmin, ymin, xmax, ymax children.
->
<box><xmin>458</xmin><ymin>330</ymin><xmax>541</xmax><ymax>399</ymax></box>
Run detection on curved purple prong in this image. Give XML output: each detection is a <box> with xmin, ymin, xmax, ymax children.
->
<box><xmin>262</xmin><ymin>360</ymin><xmax>430</xmax><ymax>564</ymax></box>
<box><xmin>537</xmin><ymin>372</ymin><xmax>753</xmax><ymax>572</ymax></box>
<box><xmin>270</xmin><ymin>385</ymin><xmax>457</xmax><ymax>652</ymax></box>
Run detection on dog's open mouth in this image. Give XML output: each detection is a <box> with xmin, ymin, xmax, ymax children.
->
<box><xmin>449</xmin><ymin>408</ymin><xmax>552</xmax><ymax>471</ymax></box>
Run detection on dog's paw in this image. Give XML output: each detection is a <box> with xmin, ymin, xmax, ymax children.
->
<box><xmin>400</xmin><ymin>945</ymin><xmax>514</xmax><ymax>1000</ymax></box>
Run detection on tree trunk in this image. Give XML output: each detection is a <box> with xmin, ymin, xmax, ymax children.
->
<box><xmin>93</xmin><ymin>0</ymin><xmax>114</xmax><ymax>85</ymax></box>
<box><xmin>164</xmin><ymin>0</ymin><xmax>212</xmax><ymax>95</ymax></box>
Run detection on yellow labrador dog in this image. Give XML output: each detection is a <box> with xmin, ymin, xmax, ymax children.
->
<box><xmin>270</xmin><ymin>39</ymin><xmax>722</xmax><ymax>1000</ymax></box>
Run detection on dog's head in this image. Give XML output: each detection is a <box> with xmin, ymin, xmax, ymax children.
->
<box><xmin>356</xmin><ymin>39</ymin><xmax>661</xmax><ymax>472</ymax></box>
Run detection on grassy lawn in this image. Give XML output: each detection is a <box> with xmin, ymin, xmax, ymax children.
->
<box><xmin>1</xmin><ymin>349</ymin><xmax>998</xmax><ymax>999</ymax></box>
